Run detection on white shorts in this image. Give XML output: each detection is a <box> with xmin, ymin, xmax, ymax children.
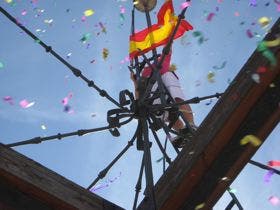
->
<box><xmin>151</xmin><ymin>71</ymin><xmax>185</xmax><ymax>104</ymax></box>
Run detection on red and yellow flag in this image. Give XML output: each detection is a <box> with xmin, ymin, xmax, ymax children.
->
<box><xmin>129</xmin><ymin>0</ymin><xmax>193</xmax><ymax>59</ymax></box>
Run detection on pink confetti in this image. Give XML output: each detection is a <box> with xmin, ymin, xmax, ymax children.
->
<box><xmin>246</xmin><ymin>29</ymin><xmax>254</xmax><ymax>38</ymax></box>
<box><xmin>21</xmin><ymin>9</ymin><xmax>27</xmax><ymax>16</ymax></box>
<box><xmin>81</xmin><ymin>16</ymin><xmax>86</xmax><ymax>22</ymax></box>
<box><xmin>268</xmin><ymin>160</ymin><xmax>280</xmax><ymax>167</ymax></box>
<box><xmin>269</xmin><ymin>196</ymin><xmax>280</xmax><ymax>206</ymax></box>
<box><xmin>61</xmin><ymin>92</ymin><xmax>73</xmax><ymax>106</ymax></box>
<box><xmin>120</xmin><ymin>5</ymin><xmax>125</xmax><ymax>14</ymax></box>
<box><xmin>234</xmin><ymin>11</ymin><xmax>240</xmax><ymax>17</ymax></box>
<box><xmin>19</xmin><ymin>99</ymin><xmax>35</xmax><ymax>108</ymax></box>
<box><xmin>206</xmin><ymin>13</ymin><xmax>215</xmax><ymax>21</ymax></box>
<box><xmin>217</xmin><ymin>0</ymin><xmax>223</xmax><ymax>3</ymax></box>
<box><xmin>3</xmin><ymin>96</ymin><xmax>14</xmax><ymax>105</ymax></box>
<box><xmin>180</xmin><ymin>2</ymin><xmax>191</xmax><ymax>9</ymax></box>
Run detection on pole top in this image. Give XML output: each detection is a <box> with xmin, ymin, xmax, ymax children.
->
<box><xmin>134</xmin><ymin>0</ymin><xmax>157</xmax><ymax>12</ymax></box>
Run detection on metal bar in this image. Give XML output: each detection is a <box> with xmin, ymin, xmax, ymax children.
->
<box><xmin>141</xmin><ymin>118</ymin><xmax>157</xmax><ymax>210</ymax></box>
<box><xmin>163</xmin><ymin>137</ymin><xmax>168</xmax><ymax>173</ymax></box>
<box><xmin>148</xmin><ymin>119</ymin><xmax>172</xmax><ymax>165</ymax></box>
<box><xmin>227</xmin><ymin>189</ymin><xmax>244</xmax><ymax>210</ymax></box>
<box><xmin>6</xmin><ymin>125</ymin><xmax>111</xmax><ymax>147</ymax></box>
<box><xmin>87</xmin><ymin>130</ymin><xmax>138</xmax><ymax>190</ymax></box>
<box><xmin>249</xmin><ymin>160</ymin><xmax>280</xmax><ymax>175</ymax></box>
<box><xmin>148</xmin><ymin>93</ymin><xmax>224</xmax><ymax>111</ymax></box>
<box><xmin>133</xmin><ymin>155</ymin><xmax>145</xmax><ymax>210</ymax></box>
<box><xmin>225</xmin><ymin>199</ymin><xmax>235</xmax><ymax>210</ymax></box>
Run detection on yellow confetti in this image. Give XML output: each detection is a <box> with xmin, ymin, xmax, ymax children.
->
<box><xmin>169</xmin><ymin>63</ymin><xmax>177</xmax><ymax>72</ymax></box>
<box><xmin>240</xmin><ymin>135</ymin><xmax>262</xmax><ymax>147</ymax></box>
<box><xmin>258</xmin><ymin>17</ymin><xmax>271</xmax><ymax>28</ymax></box>
<box><xmin>207</xmin><ymin>71</ymin><xmax>215</xmax><ymax>83</ymax></box>
<box><xmin>84</xmin><ymin>9</ymin><xmax>94</xmax><ymax>17</ymax></box>
<box><xmin>195</xmin><ymin>203</ymin><xmax>205</xmax><ymax>210</ymax></box>
<box><xmin>265</xmin><ymin>38</ymin><xmax>280</xmax><ymax>47</ymax></box>
<box><xmin>5</xmin><ymin>0</ymin><xmax>12</xmax><ymax>3</ymax></box>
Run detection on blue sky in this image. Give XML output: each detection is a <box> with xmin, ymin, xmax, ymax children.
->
<box><xmin>0</xmin><ymin>0</ymin><xmax>279</xmax><ymax>209</ymax></box>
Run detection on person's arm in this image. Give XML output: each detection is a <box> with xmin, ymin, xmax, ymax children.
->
<box><xmin>130</xmin><ymin>72</ymin><xmax>139</xmax><ymax>99</ymax></box>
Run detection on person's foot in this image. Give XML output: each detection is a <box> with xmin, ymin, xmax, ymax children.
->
<box><xmin>171</xmin><ymin>124</ymin><xmax>198</xmax><ymax>148</ymax></box>
<box><xmin>170</xmin><ymin>136</ymin><xmax>186</xmax><ymax>148</ymax></box>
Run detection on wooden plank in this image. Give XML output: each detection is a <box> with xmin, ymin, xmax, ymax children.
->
<box><xmin>0</xmin><ymin>144</ymin><xmax>124</xmax><ymax>210</ymax></box>
<box><xmin>137</xmin><ymin>18</ymin><xmax>280</xmax><ymax>210</ymax></box>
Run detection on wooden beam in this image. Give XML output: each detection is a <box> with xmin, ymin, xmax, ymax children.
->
<box><xmin>137</xmin><ymin>18</ymin><xmax>280</xmax><ymax>210</ymax></box>
<box><xmin>0</xmin><ymin>144</ymin><xmax>124</xmax><ymax>210</ymax></box>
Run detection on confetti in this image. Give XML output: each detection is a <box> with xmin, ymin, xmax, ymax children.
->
<box><xmin>249</xmin><ymin>0</ymin><xmax>257</xmax><ymax>6</ymax></box>
<box><xmin>21</xmin><ymin>9</ymin><xmax>27</xmax><ymax>16</ymax></box>
<box><xmin>192</xmin><ymin>31</ymin><xmax>207</xmax><ymax>44</ymax></box>
<box><xmin>264</xmin><ymin>169</ymin><xmax>274</xmax><ymax>183</ymax></box>
<box><xmin>3</xmin><ymin>96</ymin><xmax>14</xmax><ymax>105</ymax></box>
<box><xmin>90</xmin><ymin>172</ymin><xmax>121</xmax><ymax>192</ymax></box>
<box><xmin>180</xmin><ymin>2</ymin><xmax>191</xmax><ymax>10</ymax></box>
<box><xmin>0</xmin><ymin>61</ymin><xmax>4</xmax><ymax>69</ymax></box>
<box><xmin>268</xmin><ymin>160</ymin><xmax>280</xmax><ymax>167</ymax></box>
<box><xmin>120</xmin><ymin>5</ymin><xmax>125</xmax><ymax>14</ymax></box>
<box><xmin>240</xmin><ymin>135</ymin><xmax>262</xmax><ymax>146</ymax></box>
<box><xmin>206</xmin><ymin>12</ymin><xmax>215</xmax><ymax>21</ymax></box>
<box><xmin>102</xmin><ymin>48</ymin><xmax>109</xmax><ymax>60</ymax></box>
<box><xmin>80</xmin><ymin>33</ymin><xmax>91</xmax><ymax>43</ymax></box>
<box><xmin>62</xmin><ymin>92</ymin><xmax>73</xmax><ymax>106</ymax></box>
<box><xmin>98</xmin><ymin>22</ymin><xmax>107</xmax><ymax>34</ymax></box>
<box><xmin>256</xmin><ymin>66</ymin><xmax>267</xmax><ymax>73</ymax></box>
<box><xmin>213</xmin><ymin>61</ymin><xmax>227</xmax><ymax>70</ymax></box>
<box><xmin>257</xmin><ymin>42</ymin><xmax>277</xmax><ymax>66</ymax></box>
<box><xmin>258</xmin><ymin>17</ymin><xmax>271</xmax><ymax>28</ymax></box>
<box><xmin>66</xmin><ymin>53</ymin><xmax>72</xmax><ymax>59</ymax></box>
<box><xmin>251</xmin><ymin>73</ymin><xmax>260</xmax><ymax>83</ymax></box>
<box><xmin>63</xmin><ymin>105</ymin><xmax>74</xmax><ymax>114</ymax></box>
<box><xmin>207</xmin><ymin>71</ymin><xmax>215</xmax><ymax>83</ymax></box>
<box><xmin>169</xmin><ymin>63</ymin><xmax>177</xmax><ymax>72</ymax></box>
<box><xmin>195</xmin><ymin>203</ymin><xmax>205</xmax><ymax>210</ymax></box>
<box><xmin>228</xmin><ymin>188</ymin><xmax>237</xmax><ymax>193</ymax></box>
<box><xmin>265</xmin><ymin>38</ymin><xmax>280</xmax><ymax>47</ymax></box>
<box><xmin>41</xmin><ymin>124</ymin><xmax>47</xmax><ymax>130</ymax></box>
<box><xmin>234</xmin><ymin>11</ymin><xmax>240</xmax><ymax>17</ymax></box>
<box><xmin>84</xmin><ymin>9</ymin><xmax>94</xmax><ymax>17</ymax></box>
<box><xmin>269</xmin><ymin>196</ymin><xmax>280</xmax><ymax>206</ymax></box>
<box><xmin>246</xmin><ymin>29</ymin><xmax>254</xmax><ymax>38</ymax></box>
<box><xmin>19</xmin><ymin>99</ymin><xmax>35</xmax><ymax>108</ymax></box>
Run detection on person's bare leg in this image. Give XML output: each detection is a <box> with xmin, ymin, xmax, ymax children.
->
<box><xmin>175</xmin><ymin>98</ymin><xmax>195</xmax><ymax>126</ymax></box>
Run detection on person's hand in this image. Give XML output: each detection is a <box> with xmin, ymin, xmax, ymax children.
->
<box><xmin>130</xmin><ymin>72</ymin><xmax>137</xmax><ymax>83</ymax></box>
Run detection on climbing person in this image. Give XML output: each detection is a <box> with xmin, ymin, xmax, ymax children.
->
<box><xmin>130</xmin><ymin>48</ymin><xmax>197</xmax><ymax>148</ymax></box>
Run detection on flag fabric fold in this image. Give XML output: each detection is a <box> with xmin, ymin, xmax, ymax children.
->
<box><xmin>129</xmin><ymin>0</ymin><xmax>193</xmax><ymax>58</ymax></box>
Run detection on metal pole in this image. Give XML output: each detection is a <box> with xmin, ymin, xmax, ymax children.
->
<box><xmin>141</xmin><ymin>117</ymin><xmax>157</xmax><ymax>210</ymax></box>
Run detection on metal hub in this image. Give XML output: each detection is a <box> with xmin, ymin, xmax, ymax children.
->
<box><xmin>134</xmin><ymin>0</ymin><xmax>157</xmax><ymax>12</ymax></box>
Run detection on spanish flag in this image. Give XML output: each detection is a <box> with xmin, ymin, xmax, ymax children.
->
<box><xmin>129</xmin><ymin>0</ymin><xmax>193</xmax><ymax>59</ymax></box>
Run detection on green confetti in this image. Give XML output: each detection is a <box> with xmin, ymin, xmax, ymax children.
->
<box><xmin>257</xmin><ymin>41</ymin><xmax>277</xmax><ymax>66</ymax></box>
<box><xmin>0</xmin><ymin>61</ymin><xmax>4</xmax><ymax>69</ymax></box>
<box><xmin>80</xmin><ymin>33</ymin><xmax>91</xmax><ymax>43</ymax></box>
